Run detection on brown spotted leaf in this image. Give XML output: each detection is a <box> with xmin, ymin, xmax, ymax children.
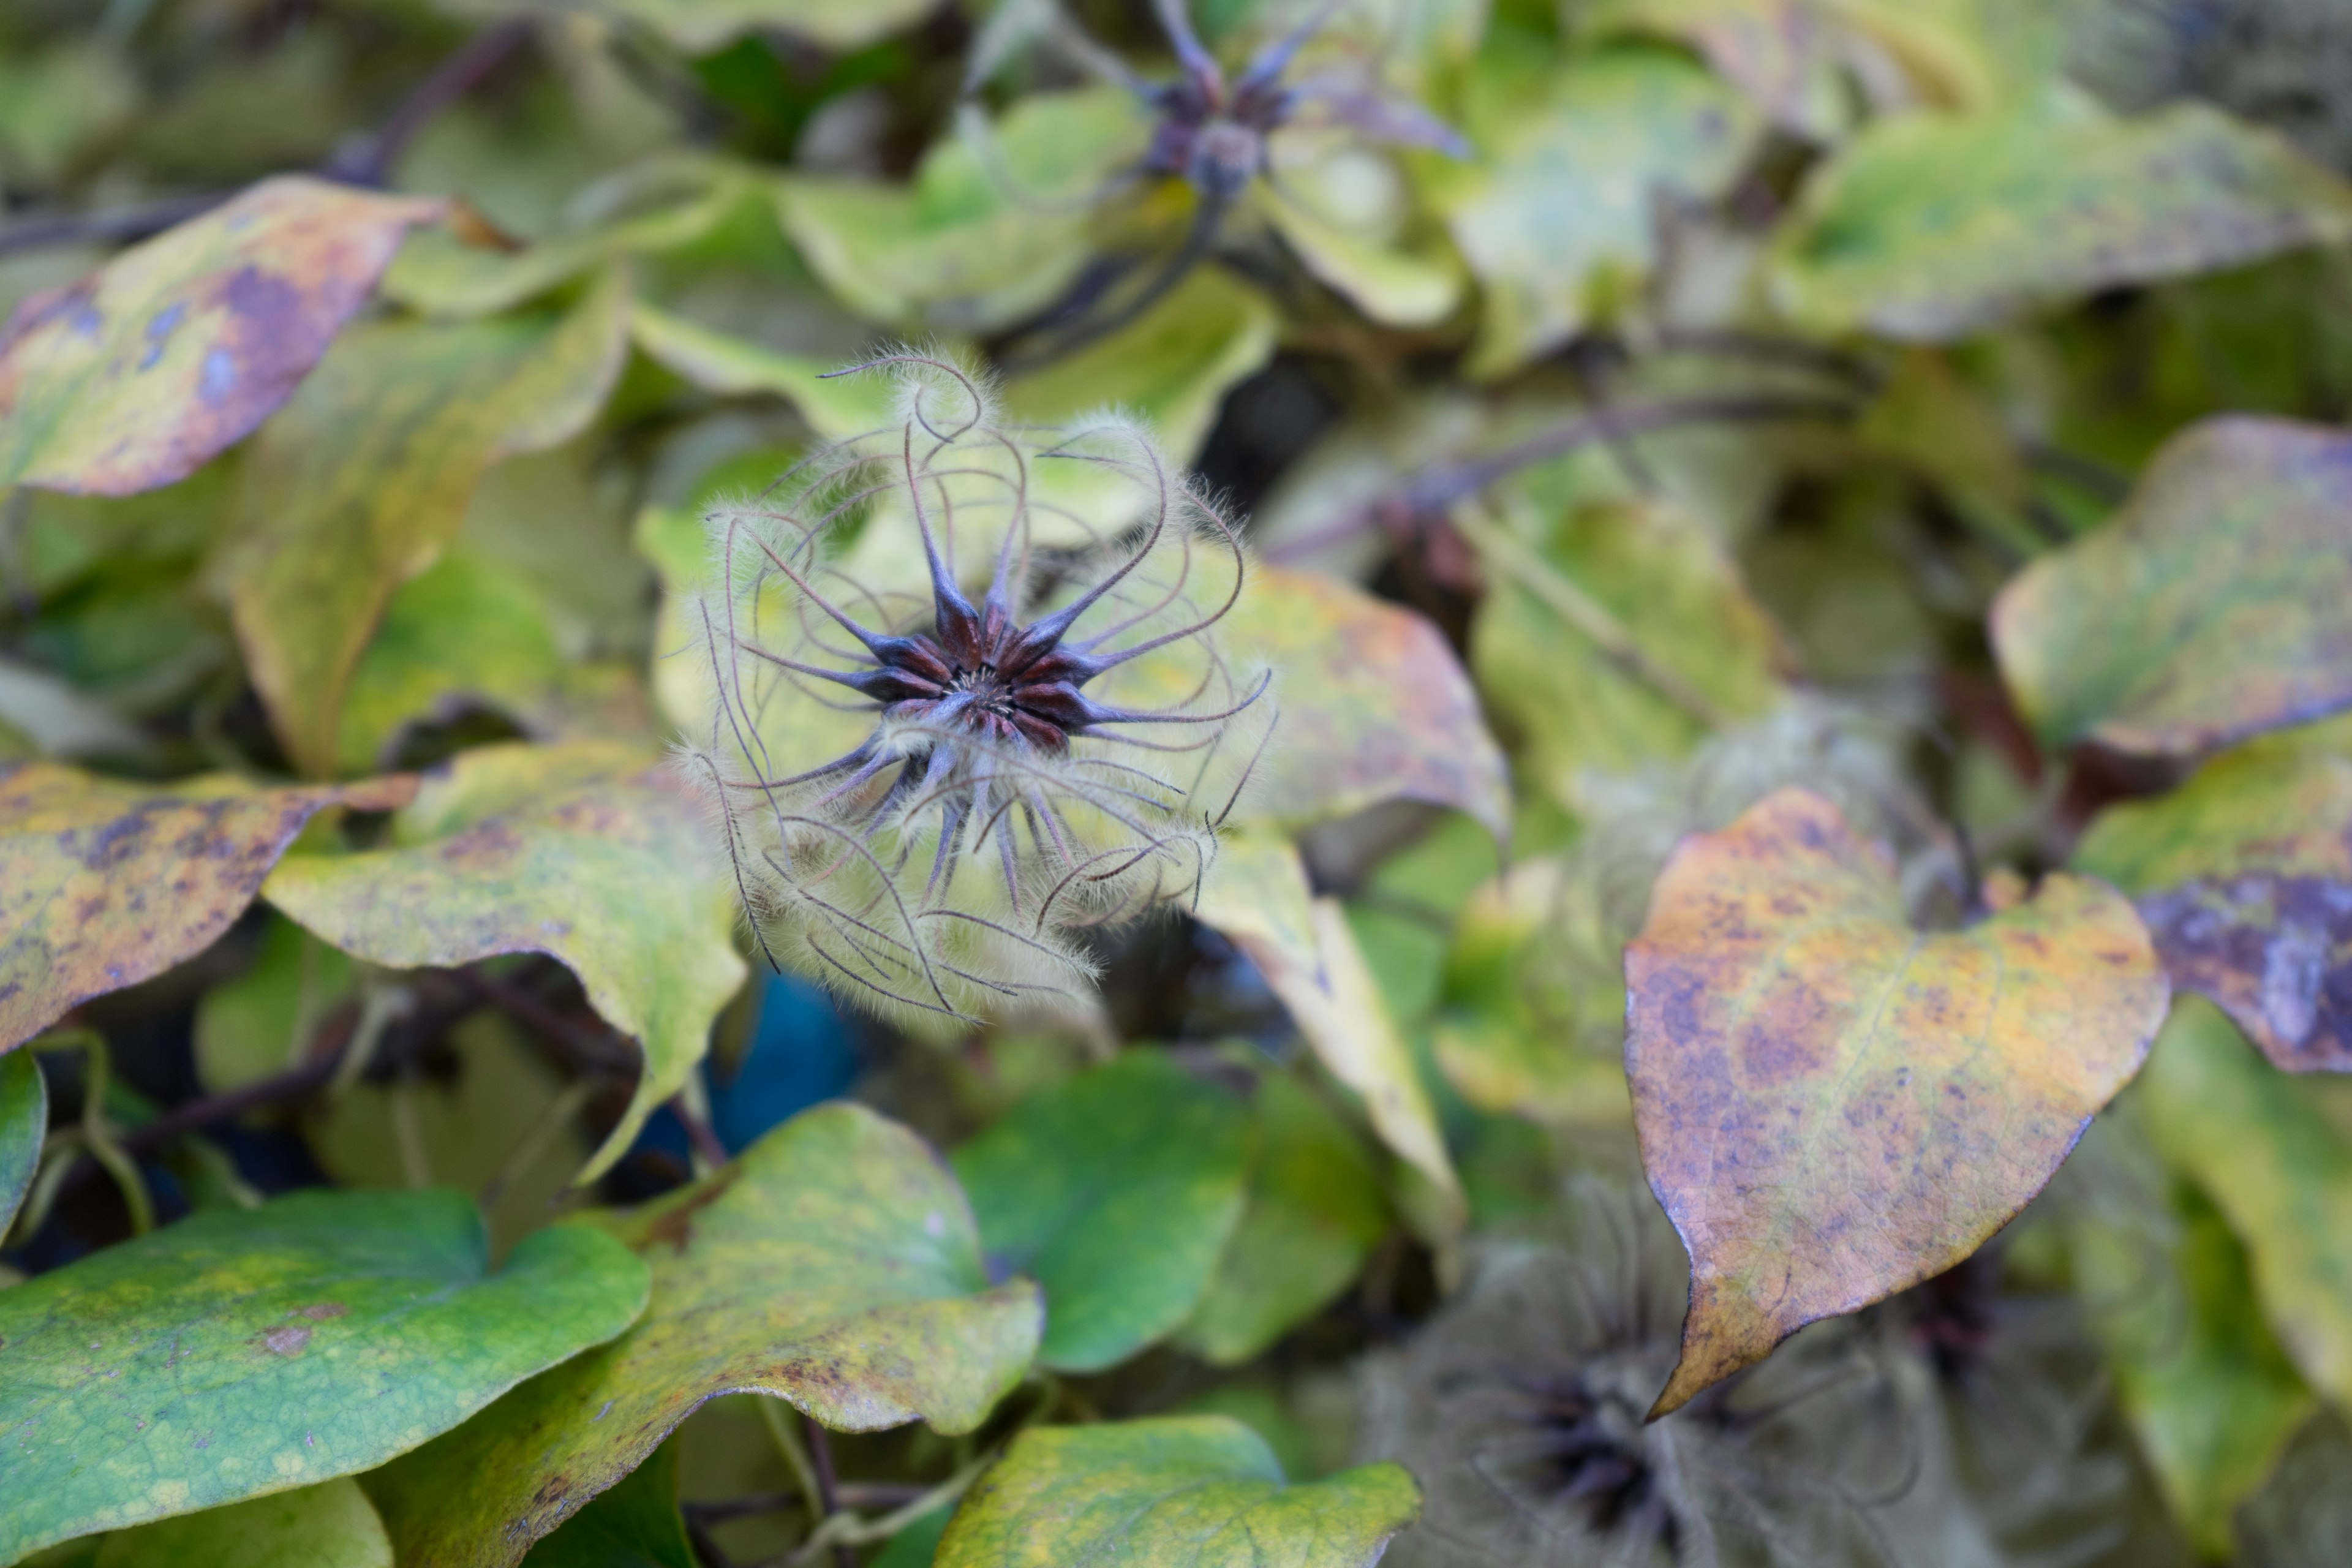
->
<box><xmin>1213</xmin><ymin>567</ymin><xmax>1510</xmax><ymax>842</ymax></box>
<box><xmin>261</xmin><ymin>741</ymin><xmax>745</xmax><ymax>1182</ymax></box>
<box><xmin>2076</xmin><ymin>716</ymin><xmax>2352</xmax><ymax>1071</ymax></box>
<box><xmin>1992</xmin><ymin>417</ymin><xmax>2352</xmax><ymax>758</ymax></box>
<box><xmin>1626</xmin><ymin>788</ymin><xmax>2167</xmax><ymax>1415</ymax></box>
<box><xmin>216</xmin><ymin>268</ymin><xmax>630</xmax><ymax>777</ymax></box>
<box><xmin>365</xmin><ymin>1103</ymin><xmax>1041</xmax><ymax>1568</ymax></box>
<box><xmin>0</xmin><ymin>763</ymin><xmax>415</xmax><ymax>1054</ymax></box>
<box><xmin>0</xmin><ymin>176</ymin><xmax>440</xmax><ymax>496</ymax></box>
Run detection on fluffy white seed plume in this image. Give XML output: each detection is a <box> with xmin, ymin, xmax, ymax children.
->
<box><xmin>680</xmin><ymin>351</ymin><xmax>1274</xmax><ymax>1027</ymax></box>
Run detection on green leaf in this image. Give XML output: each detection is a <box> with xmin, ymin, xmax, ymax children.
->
<box><xmin>216</xmin><ymin>268</ymin><xmax>630</xmax><ymax>776</ymax></box>
<box><xmin>0</xmin><ymin>765</ymin><xmax>415</xmax><ymax>1054</ymax></box>
<box><xmin>1177</xmin><ymin>1075</ymin><xmax>1389</xmax><ymax>1365</ymax></box>
<box><xmin>448</xmin><ymin>0</ymin><xmax>940</xmax><ymax>53</ymax></box>
<box><xmin>1994</xmin><ymin>415</ymin><xmax>2352</xmax><ymax>759</ymax></box>
<box><xmin>0</xmin><ymin>1044</ymin><xmax>45</xmax><ymax>1236</ymax></box>
<box><xmin>1264</xmin><ymin>188</ymin><xmax>1463</xmax><ymax>330</ymax></box>
<box><xmin>2234</xmin><ymin>1407</ymin><xmax>2352</xmax><ymax>1567</ymax></box>
<box><xmin>0</xmin><ymin>1188</ymin><xmax>650</xmax><ymax>1561</ymax></box>
<box><xmin>262</xmin><ymin>739</ymin><xmax>747</xmax><ymax>1182</ymax></box>
<box><xmin>1770</xmin><ymin>102</ymin><xmax>2352</xmax><ymax>342</ymax></box>
<box><xmin>1194</xmin><ymin>830</ymin><xmax>1464</xmax><ymax>1227</ymax></box>
<box><xmin>870</xmin><ymin>1504</ymin><xmax>954</xmax><ymax>1568</ymax></box>
<box><xmin>2075</xmin><ymin>715</ymin><xmax>2352</xmax><ymax>1071</ymax></box>
<box><xmin>91</xmin><ymin>1478</ymin><xmax>392</xmax><ymax>1568</ymax></box>
<box><xmin>778</xmin><ymin>90</ymin><xmax>1148</xmax><ymax>332</ymax></box>
<box><xmin>519</xmin><ymin>1441</ymin><xmax>694</xmax><ymax>1568</ymax></box>
<box><xmin>368</xmin><ymin>1104</ymin><xmax>1041</xmax><ymax>1568</ymax></box>
<box><xmin>192</xmin><ymin>913</ymin><xmax>355</xmax><ymax>1094</ymax></box>
<box><xmin>935</xmin><ymin>1415</ymin><xmax>1420</xmax><ymax>1568</ymax></box>
<box><xmin>0</xmin><ymin>177</ymin><xmax>439</xmax><ymax>496</ymax></box>
<box><xmin>628</xmin><ymin>300</ymin><xmax>894</xmax><ymax>443</ymax></box>
<box><xmin>1433</xmin><ymin>47</ymin><xmax>1759</xmax><ymax>375</ymax></box>
<box><xmin>2065</xmin><ymin>1110</ymin><xmax>2314</xmax><ymax>1555</ymax></box>
<box><xmin>2139</xmin><ymin>997</ymin><xmax>2352</xmax><ymax>1414</ymax></box>
<box><xmin>1626</xmin><ymin>787</ymin><xmax>2168</xmax><ymax>1415</ymax></box>
<box><xmin>1213</xmin><ymin>565</ymin><xmax>1510</xmax><ymax>840</ymax></box>
<box><xmin>1468</xmin><ymin>495</ymin><xmax>1787</xmax><ymax>816</ymax></box>
<box><xmin>1005</xmin><ymin>270</ymin><xmax>1278</xmax><ymax>465</ymax></box>
<box><xmin>953</xmin><ymin>1052</ymin><xmax>1250</xmax><ymax>1372</ymax></box>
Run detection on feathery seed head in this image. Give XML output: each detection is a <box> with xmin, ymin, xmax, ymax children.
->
<box><xmin>684</xmin><ymin>352</ymin><xmax>1272</xmax><ymax>1027</ymax></box>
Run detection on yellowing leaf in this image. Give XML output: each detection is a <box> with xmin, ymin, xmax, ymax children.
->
<box><xmin>1216</xmin><ymin>567</ymin><xmax>1510</xmax><ymax>841</ymax></box>
<box><xmin>936</xmin><ymin>1415</ymin><xmax>1420</xmax><ymax>1568</ymax></box>
<box><xmin>0</xmin><ymin>1189</ymin><xmax>649</xmax><ymax>1561</ymax></box>
<box><xmin>0</xmin><ymin>176</ymin><xmax>439</xmax><ymax>496</ymax></box>
<box><xmin>368</xmin><ymin>1104</ymin><xmax>1042</xmax><ymax>1568</ymax></box>
<box><xmin>2076</xmin><ymin>715</ymin><xmax>2352</xmax><ymax>1071</ymax></box>
<box><xmin>1436</xmin><ymin>48</ymin><xmax>1759</xmax><ymax>375</ymax></box>
<box><xmin>1196</xmin><ymin>831</ymin><xmax>1464</xmax><ymax>1225</ymax></box>
<box><xmin>217</xmin><ymin>270</ymin><xmax>630</xmax><ymax>776</ymax></box>
<box><xmin>2139</xmin><ymin>997</ymin><xmax>2352</xmax><ymax>1414</ymax></box>
<box><xmin>0</xmin><ymin>764</ymin><xmax>416</xmax><ymax>1054</ymax></box>
<box><xmin>92</xmin><ymin>1478</ymin><xmax>392</xmax><ymax>1568</ymax></box>
<box><xmin>1626</xmin><ymin>787</ymin><xmax>2166</xmax><ymax>1415</ymax></box>
<box><xmin>1994</xmin><ymin>416</ymin><xmax>2352</xmax><ymax>758</ymax></box>
<box><xmin>261</xmin><ymin>741</ymin><xmax>745</xmax><ymax>1182</ymax></box>
<box><xmin>1770</xmin><ymin>103</ymin><xmax>2352</xmax><ymax>342</ymax></box>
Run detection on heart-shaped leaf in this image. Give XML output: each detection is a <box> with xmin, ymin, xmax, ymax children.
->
<box><xmin>1626</xmin><ymin>787</ymin><xmax>2167</xmax><ymax>1414</ymax></box>
<box><xmin>216</xmin><ymin>268</ymin><xmax>629</xmax><ymax>775</ymax></box>
<box><xmin>1</xmin><ymin>1045</ymin><xmax>46</xmax><ymax>1235</ymax></box>
<box><xmin>2076</xmin><ymin>715</ymin><xmax>2352</xmax><ymax>1071</ymax></box>
<box><xmin>366</xmin><ymin>1103</ymin><xmax>1041</xmax><ymax>1568</ymax></box>
<box><xmin>0</xmin><ymin>763</ymin><xmax>417</xmax><ymax>1054</ymax></box>
<box><xmin>0</xmin><ymin>1188</ymin><xmax>650</xmax><ymax>1561</ymax></box>
<box><xmin>935</xmin><ymin>1415</ymin><xmax>1420</xmax><ymax>1568</ymax></box>
<box><xmin>1770</xmin><ymin>104</ymin><xmax>2352</xmax><ymax>341</ymax></box>
<box><xmin>2139</xmin><ymin>997</ymin><xmax>2352</xmax><ymax>1413</ymax></box>
<box><xmin>0</xmin><ymin>176</ymin><xmax>440</xmax><ymax>496</ymax></box>
<box><xmin>953</xmin><ymin>1052</ymin><xmax>1251</xmax><ymax>1373</ymax></box>
<box><xmin>262</xmin><ymin>741</ymin><xmax>747</xmax><ymax>1182</ymax></box>
<box><xmin>91</xmin><ymin>1478</ymin><xmax>392</xmax><ymax>1568</ymax></box>
<box><xmin>1994</xmin><ymin>416</ymin><xmax>2352</xmax><ymax>758</ymax></box>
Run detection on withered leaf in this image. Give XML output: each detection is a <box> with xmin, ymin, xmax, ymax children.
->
<box><xmin>0</xmin><ymin>177</ymin><xmax>440</xmax><ymax>496</ymax></box>
<box><xmin>0</xmin><ymin>763</ymin><xmax>415</xmax><ymax>1054</ymax></box>
<box><xmin>366</xmin><ymin>1104</ymin><xmax>1041</xmax><ymax>1568</ymax></box>
<box><xmin>1994</xmin><ymin>417</ymin><xmax>2352</xmax><ymax>758</ymax></box>
<box><xmin>2076</xmin><ymin>716</ymin><xmax>2352</xmax><ymax>1071</ymax></box>
<box><xmin>1626</xmin><ymin>788</ymin><xmax>2166</xmax><ymax>1415</ymax></box>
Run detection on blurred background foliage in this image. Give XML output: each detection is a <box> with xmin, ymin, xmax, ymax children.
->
<box><xmin>8</xmin><ymin>0</ymin><xmax>2352</xmax><ymax>1564</ymax></box>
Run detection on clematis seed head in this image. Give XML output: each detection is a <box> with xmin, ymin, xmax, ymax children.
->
<box><xmin>681</xmin><ymin>352</ymin><xmax>1274</xmax><ymax>1028</ymax></box>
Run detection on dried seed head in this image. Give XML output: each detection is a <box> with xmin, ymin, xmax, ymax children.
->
<box><xmin>682</xmin><ymin>352</ymin><xmax>1273</xmax><ymax>1027</ymax></box>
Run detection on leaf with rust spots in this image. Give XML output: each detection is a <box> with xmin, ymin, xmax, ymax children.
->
<box><xmin>261</xmin><ymin>741</ymin><xmax>746</xmax><ymax>1182</ymax></box>
<box><xmin>92</xmin><ymin>1476</ymin><xmax>393</xmax><ymax>1568</ymax></box>
<box><xmin>2140</xmin><ymin>997</ymin><xmax>2352</xmax><ymax>1417</ymax></box>
<box><xmin>214</xmin><ymin>268</ymin><xmax>630</xmax><ymax>777</ymax></box>
<box><xmin>952</xmin><ymin>1052</ymin><xmax>1251</xmax><ymax>1372</ymax></box>
<box><xmin>935</xmin><ymin>1415</ymin><xmax>1419</xmax><ymax>1568</ymax></box>
<box><xmin>0</xmin><ymin>1189</ymin><xmax>648</xmax><ymax>1562</ymax></box>
<box><xmin>2078</xmin><ymin>715</ymin><xmax>2352</xmax><ymax>1071</ymax></box>
<box><xmin>1996</xmin><ymin>418</ymin><xmax>2352</xmax><ymax>759</ymax></box>
<box><xmin>0</xmin><ymin>763</ymin><xmax>415</xmax><ymax>1054</ymax></box>
<box><xmin>0</xmin><ymin>176</ymin><xmax>440</xmax><ymax>497</ymax></box>
<box><xmin>1194</xmin><ymin>829</ymin><xmax>1464</xmax><ymax>1224</ymax></box>
<box><xmin>1211</xmin><ymin>567</ymin><xmax>1509</xmax><ymax>843</ymax></box>
<box><xmin>0</xmin><ymin>1046</ymin><xmax>45</xmax><ymax>1235</ymax></box>
<box><xmin>1626</xmin><ymin>788</ymin><xmax>2167</xmax><ymax>1415</ymax></box>
<box><xmin>365</xmin><ymin>1103</ymin><xmax>1042</xmax><ymax>1568</ymax></box>
<box><xmin>1768</xmin><ymin>104</ymin><xmax>2352</xmax><ymax>341</ymax></box>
